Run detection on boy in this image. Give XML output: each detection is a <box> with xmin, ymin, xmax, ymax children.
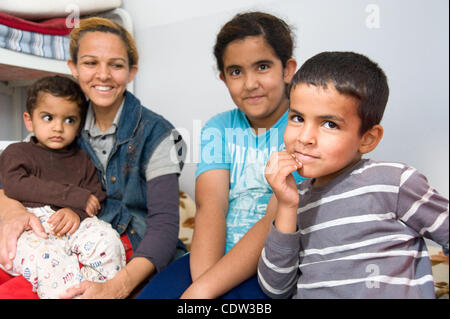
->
<box><xmin>0</xmin><ymin>76</ymin><xmax>126</xmax><ymax>299</ymax></box>
<box><xmin>258</xmin><ymin>51</ymin><xmax>449</xmax><ymax>298</ymax></box>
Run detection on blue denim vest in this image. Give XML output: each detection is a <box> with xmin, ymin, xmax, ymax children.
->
<box><xmin>78</xmin><ymin>91</ymin><xmax>175</xmax><ymax>250</ymax></box>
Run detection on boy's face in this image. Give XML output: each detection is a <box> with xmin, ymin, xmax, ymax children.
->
<box><xmin>24</xmin><ymin>93</ymin><xmax>82</xmax><ymax>150</ymax></box>
<box><xmin>285</xmin><ymin>83</ymin><xmax>366</xmax><ymax>187</ymax></box>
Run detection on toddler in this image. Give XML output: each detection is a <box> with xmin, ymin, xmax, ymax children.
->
<box><xmin>0</xmin><ymin>75</ymin><xmax>126</xmax><ymax>298</ymax></box>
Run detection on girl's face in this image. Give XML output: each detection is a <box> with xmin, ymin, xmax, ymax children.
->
<box><xmin>220</xmin><ymin>36</ymin><xmax>296</xmax><ymax>131</ymax></box>
<box><xmin>68</xmin><ymin>31</ymin><xmax>137</xmax><ymax>111</ymax></box>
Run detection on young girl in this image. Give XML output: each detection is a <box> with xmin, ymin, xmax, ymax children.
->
<box><xmin>137</xmin><ymin>11</ymin><xmax>304</xmax><ymax>299</ymax></box>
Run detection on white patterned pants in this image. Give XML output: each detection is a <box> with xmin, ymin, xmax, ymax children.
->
<box><xmin>3</xmin><ymin>206</ymin><xmax>126</xmax><ymax>299</ymax></box>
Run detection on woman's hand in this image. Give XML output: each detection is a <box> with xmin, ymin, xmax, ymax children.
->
<box><xmin>60</xmin><ymin>257</ymin><xmax>155</xmax><ymax>299</ymax></box>
<box><xmin>48</xmin><ymin>208</ymin><xmax>80</xmax><ymax>237</ymax></box>
<box><xmin>60</xmin><ymin>266</ymin><xmax>132</xmax><ymax>299</ymax></box>
<box><xmin>59</xmin><ymin>280</ymin><xmax>128</xmax><ymax>299</ymax></box>
<box><xmin>0</xmin><ymin>190</ymin><xmax>47</xmax><ymax>270</ymax></box>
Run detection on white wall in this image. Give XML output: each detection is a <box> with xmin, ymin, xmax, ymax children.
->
<box><xmin>0</xmin><ymin>93</ymin><xmax>14</xmax><ymax>139</ymax></box>
<box><xmin>123</xmin><ymin>0</ymin><xmax>449</xmax><ymax>199</ymax></box>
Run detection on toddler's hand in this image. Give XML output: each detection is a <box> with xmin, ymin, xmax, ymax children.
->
<box><xmin>85</xmin><ymin>194</ymin><xmax>101</xmax><ymax>217</ymax></box>
<box><xmin>48</xmin><ymin>208</ymin><xmax>80</xmax><ymax>236</ymax></box>
<box><xmin>265</xmin><ymin>150</ymin><xmax>302</xmax><ymax>209</ymax></box>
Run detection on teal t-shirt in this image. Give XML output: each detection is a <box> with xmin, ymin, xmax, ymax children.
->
<box><xmin>196</xmin><ymin>109</ymin><xmax>305</xmax><ymax>253</ymax></box>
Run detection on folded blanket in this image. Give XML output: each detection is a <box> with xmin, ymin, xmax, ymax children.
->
<box><xmin>0</xmin><ymin>12</ymin><xmax>72</xmax><ymax>35</ymax></box>
<box><xmin>0</xmin><ymin>24</ymin><xmax>70</xmax><ymax>61</ymax></box>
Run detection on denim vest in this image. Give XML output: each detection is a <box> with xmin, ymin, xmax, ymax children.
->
<box><xmin>78</xmin><ymin>91</ymin><xmax>175</xmax><ymax>250</ymax></box>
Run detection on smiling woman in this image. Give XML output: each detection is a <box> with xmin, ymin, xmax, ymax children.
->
<box><xmin>0</xmin><ymin>17</ymin><xmax>186</xmax><ymax>299</ymax></box>
<box><xmin>63</xmin><ymin>17</ymin><xmax>186</xmax><ymax>299</ymax></box>
<box><xmin>68</xmin><ymin>29</ymin><xmax>138</xmax><ymax>131</ymax></box>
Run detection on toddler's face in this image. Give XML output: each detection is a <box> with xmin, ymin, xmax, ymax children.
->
<box><xmin>24</xmin><ymin>93</ymin><xmax>82</xmax><ymax>150</ymax></box>
<box><xmin>284</xmin><ymin>83</ymin><xmax>365</xmax><ymax>187</ymax></box>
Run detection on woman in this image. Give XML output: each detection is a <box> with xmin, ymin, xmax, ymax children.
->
<box><xmin>0</xmin><ymin>17</ymin><xmax>185</xmax><ymax>298</ymax></box>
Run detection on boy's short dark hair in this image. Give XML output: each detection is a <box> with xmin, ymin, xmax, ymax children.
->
<box><xmin>290</xmin><ymin>51</ymin><xmax>389</xmax><ymax>135</ymax></box>
<box><xmin>26</xmin><ymin>75</ymin><xmax>88</xmax><ymax>120</ymax></box>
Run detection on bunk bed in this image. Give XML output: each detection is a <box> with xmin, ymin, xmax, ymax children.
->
<box><xmin>0</xmin><ymin>3</ymin><xmax>198</xmax><ymax>261</ymax></box>
<box><xmin>0</xmin><ymin>4</ymin><xmax>133</xmax><ymax>149</ymax></box>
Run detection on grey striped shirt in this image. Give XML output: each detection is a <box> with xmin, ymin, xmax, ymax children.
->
<box><xmin>258</xmin><ymin>159</ymin><xmax>449</xmax><ymax>299</ymax></box>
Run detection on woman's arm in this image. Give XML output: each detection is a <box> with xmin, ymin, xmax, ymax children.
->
<box><xmin>133</xmin><ymin>174</ymin><xmax>180</xmax><ymax>272</ymax></box>
<box><xmin>0</xmin><ymin>189</ymin><xmax>47</xmax><ymax>270</ymax></box>
<box><xmin>61</xmin><ymin>174</ymin><xmax>180</xmax><ymax>299</ymax></box>
<box><xmin>181</xmin><ymin>194</ymin><xmax>278</xmax><ymax>298</ymax></box>
<box><xmin>189</xmin><ymin>169</ymin><xmax>230</xmax><ymax>281</ymax></box>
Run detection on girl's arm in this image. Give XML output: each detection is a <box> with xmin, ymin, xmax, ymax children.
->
<box><xmin>182</xmin><ymin>151</ymin><xmax>302</xmax><ymax>298</ymax></box>
<box><xmin>181</xmin><ymin>195</ymin><xmax>277</xmax><ymax>298</ymax></box>
<box><xmin>189</xmin><ymin>169</ymin><xmax>230</xmax><ymax>281</ymax></box>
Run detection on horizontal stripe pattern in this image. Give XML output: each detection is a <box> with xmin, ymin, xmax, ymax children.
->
<box><xmin>299</xmin><ymin>234</ymin><xmax>415</xmax><ymax>257</ymax></box>
<box><xmin>297</xmin><ymin>274</ymin><xmax>434</xmax><ymax>289</ymax></box>
<box><xmin>299</xmin><ymin>212</ymin><xmax>396</xmax><ymax>235</ymax></box>
<box><xmin>401</xmin><ymin>186</ymin><xmax>435</xmax><ymax>222</ymax></box>
<box><xmin>298</xmin><ymin>184</ymin><xmax>399</xmax><ymax>214</ymax></box>
<box><xmin>0</xmin><ymin>24</ymin><xmax>69</xmax><ymax>60</ymax></box>
<box><xmin>258</xmin><ymin>159</ymin><xmax>448</xmax><ymax>299</ymax></box>
<box><xmin>261</xmin><ymin>248</ymin><xmax>298</xmax><ymax>273</ymax></box>
<box><xmin>299</xmin><ymin>249</ymin><xmax>429</xmax><ymax>268</ymax></box>
<box><xmin>350</xmin><ymin>162</ymin><xmax>405</xmax><ymax>175</ymax></box>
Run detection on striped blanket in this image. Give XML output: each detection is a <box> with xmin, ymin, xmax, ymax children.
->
<box><xmin>0</xmin><ymin>23</ymin><xmax>70</xmax><ymax>61</ymax></box>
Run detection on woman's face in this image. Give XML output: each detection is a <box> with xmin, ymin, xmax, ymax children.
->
<box><xmin>68</xmin><ymin>31</ymin><xmax>137</xmax><ymax>111</ymax></box>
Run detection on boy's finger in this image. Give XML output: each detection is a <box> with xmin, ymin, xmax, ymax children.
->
<box><xmin>86</xmin><ymin>208</ymin><xmax>94</xmax><ymax>217</ymax></box>
<box><xmin>48</xmin><ymin>211</ymin><xmax>63</xmax><ymax>225</ymax></box>
<box><xmin>68</xmin><ymin>223</ymin><xmax>78</xmax><ymax>236</ymax></box>
<box><xmin>290</xmin><ymin>153</ymin><xmax>303</xmax><ymax>168</ymax></box>
<box><xmin>58</xmin><ymin>222</ymin><xmax>72</xmax><ymax>236</ymax></box>
<box><xmin>51</xmin><ymin>217</ymin><xmax>66</xmax><ymax>235</ymax></box>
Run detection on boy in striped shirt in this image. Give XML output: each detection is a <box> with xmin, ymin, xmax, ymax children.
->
<box><xmin>258</xmin><ymin>51</ymin><xmax>449</xmax><ymax>298</ymax></box>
